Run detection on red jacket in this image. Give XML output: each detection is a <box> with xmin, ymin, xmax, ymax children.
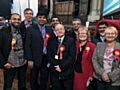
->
<box><xmin>74</xmin><ymin>41</ymin><xmax>96</xmax><ymax>90</ymax></box>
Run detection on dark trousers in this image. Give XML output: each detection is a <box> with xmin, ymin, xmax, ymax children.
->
<box><xmin>30</xmin><ymin>55</ymin><xmax>49</xmax><ymax>90</ymax></box>
<box><xmin>96</xmin><ymin>79</ymin><xmax>120</xmax><ymax>90</ymax></box>
<box><xmin>51</xmin><ymin>75</ymin><xmax>73</xmax><ymax>90</ymax></box>
<box><xmin>3</xmin><ymin>64</ymin><xmax>27</xmax><ymax>90</ymax></box>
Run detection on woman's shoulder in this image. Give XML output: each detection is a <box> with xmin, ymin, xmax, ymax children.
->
<box><xmin>87</xmin><ymin>41</ymin><xmax>96</xmax><ymax>47</ymax></box>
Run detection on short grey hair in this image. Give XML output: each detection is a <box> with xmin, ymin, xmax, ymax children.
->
<box><xmin>72</xmin><ymin>18</ymin><xmax>82</xmax><ymax>24</ymax></box>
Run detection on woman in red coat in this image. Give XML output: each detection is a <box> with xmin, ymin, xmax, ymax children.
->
<box><xmin>74</xmin><ymin>27</ymin><xmax>96</xmax><ymax>90</ymax></box>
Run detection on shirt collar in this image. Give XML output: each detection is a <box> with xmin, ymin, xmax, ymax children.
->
<box><xmin>58</xmin><ymin>36</ymin><xmax>65</xmax><ymax>43</ymax></box>
<box><xmin>37</xmin><ymin>24</ymin><xmax>45</xmax><ymax>30</ymax></box>
<box><xmin>24</xmin><ymin>20</ymin><xmax>32</xmax><ymax>25</ymax></box>
<box><xmin>11</xmin><ymin>27</ymin><xmax>19</xmax><ymax>34</ymax></box>
<box><xmin>100</xmin><ymin>36</ymin><xmax>105</xmax><ymax>42</ymax></box>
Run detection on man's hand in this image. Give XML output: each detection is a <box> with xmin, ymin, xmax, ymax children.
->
<box><xmin>54</xmin><ymin>65</ymin><xmax>62</xmax><ymax>72</ymax></box>
<box><xmin>28</xmin><ymin>61</ymin><xmax>34</xmax><ymax>69</ymax></box>
<box><xmin>101</xmin><ymin>72</ymin><xmax>110</xmax><ymax>82</ymax></box>
<box><xmin>23</xmin><ymin>60</ymin><xmax>27</xmax><ymax>65</ymax></box>
<box><xmin>4</xmin><ymin>63</ymin><xmax>14</xmax><ymax>69</ymax></box>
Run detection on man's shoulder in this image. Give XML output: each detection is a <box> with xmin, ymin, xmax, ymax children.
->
<box><xmin>65</xmin><ymin>35</ymin><xmax>75</xmax><ymax>42</ymax></box>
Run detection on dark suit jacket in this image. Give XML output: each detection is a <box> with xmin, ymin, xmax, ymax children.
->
<box><xmin>48</xmin><ymin>36</ymin><xmax>76</xmax><ymax>79</ymax></box>
<box><xmin>0</xmin><ymin>26</ymin><xmax>24</xmax><ymax>68</ymax></box>
<box><xmin>67</xmin><ymin>30</ymin><xmax>77</xmax><ymax>41</ymax></box>
<box><xmin>20</xmin><ymin>21</ymin><xmax>36</xmax><ymax>43</ymax></box>
<box><xmin>25</xmin><ymin>24</ymin><xmax>52</xmax><ymax>66</ymax></box>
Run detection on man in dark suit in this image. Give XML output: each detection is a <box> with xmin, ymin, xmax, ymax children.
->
<box><xmin>47</xmin><ymin>24</ymin><xmax>76</xmax><ymax>90</ymax></box>
<box><xmin>20</xmin><ymin>8</ymin><xmax>35</xmax><ymax>43</ymax></box>
<box><xmin>67</xmin><ymin>18</ymin><xmax>82</xmax><ymax>41</ymax></box>
<box><xmin>49</xmin><ymin>15</ymin><xmax>61</xmax><ymax>90</ymax></box>
<box><xmin>0</xmin><ymin>13</ymin><xmax>27</xmax><ymax>90</ymax></box>
<box><xmin>25</xmin><ymin>11</ymin><xmax>52</xmax><ymax>90</ymax></box>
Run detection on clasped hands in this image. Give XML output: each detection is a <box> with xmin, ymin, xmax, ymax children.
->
<box><xmin>101</xmin><ymin>72</ymin><xmax>110</xmax><ymax>82</ymax></box>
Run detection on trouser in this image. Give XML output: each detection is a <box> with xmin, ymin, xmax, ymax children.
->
<box><xmin>96</xmin><ymin>79</ymin><xmax>120</xmax><ymax>90</ymax></box>
<box><xmin>30</xmin><ymin>55</ymin><xmax>49</xmax><ymax>90</ymax></box>
<box><xmin>51</xmin><ymin>75</ymin><xmax>73</xmax><ymax>90</ymax></box>
<box><xmin>3</xmin><ymin>64</ymin><xmax>27</xmax><ymax>90</ymax></box>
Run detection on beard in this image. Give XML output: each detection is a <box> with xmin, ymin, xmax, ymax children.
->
<box><xmin>73</xmin><ymin>28</ymin><xmax>78</xmax><ymax>31</ymax></box>
<box><xmin>99</xmin><ymin>32</ymin><xmax>105</xmax><ymax>36</ymax></box>
<box><xmin>11</xmin><ymin>23</ymin><xmax>20</xmax><ymax>29</ymax></box>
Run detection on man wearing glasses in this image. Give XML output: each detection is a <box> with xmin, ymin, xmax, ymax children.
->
<box><xmin>67</xmin><ymin>18</ymin><xmax>82</xmax><ymax>41</ymax></box>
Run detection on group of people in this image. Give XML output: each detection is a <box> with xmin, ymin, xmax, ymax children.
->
<box><xmin>0</xmin><ymin>8</ymin><xmax>120</xmax><ymax>90</ymax></box>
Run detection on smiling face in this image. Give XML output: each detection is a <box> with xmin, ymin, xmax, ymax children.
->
<box><xmin>51</xmin><ymin>18</ymin><xmax>60</xmax><ymax>27</ymax></box>
<box><xmin>55</xmin><ymin>24</ymin><xmax>65</xmax><ymax>38</ymax></box>
<box><xmin>105</xmin><ymin>26</ymin><xmax>118</xmax><ymax>42</ymax></box>
<box><xmin>98</xmin><ymin>24</ymin><xmax>108</xmax><ymax>36</ymax></box>
<box><xmin>24</xmin><ymin>10</ymin><xmax>33</xmax><ymax>22</ymax></box>
<box><xmin>78</xmin><ymin>29</ymin><xmax>88</xmax><ymax>41</ymax></box>
<box><xmin>36</xmin><ymin>15</ymin><xmax>47</xmax><ymax>26</ymax></box>
<box><xmin>9</xmin><ymin>14</ymin><xmax>21</xmax><ymax>29</ymax></box>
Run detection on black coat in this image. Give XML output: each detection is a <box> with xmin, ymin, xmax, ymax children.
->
<box><xmin>48</xmin><ymin>36</ymin><xmax>76</xmax><ymax>79</ymax></box>
<box><xmin>20</xmin><ymin>21</ymin><xmax>36</xmax><ymax>43</ymax></box>
<box><xmin>0</xmin><ymin>26</ymin><xmax>24</xmax><ymax>68</ymax></box>
<box><xmin>25</xmin><ymin>24</ymin><xmax>52</xmax><ymax>66</ymax></box>
<box><xmin>67</xmin><ymin>30</ymin><xmax>77</xmax><ymax>41</ymax></box>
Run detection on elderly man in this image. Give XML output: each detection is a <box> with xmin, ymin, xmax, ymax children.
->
<box><xmin>47</xmin><ymin>24</ymin><xmax>76</xmax><ymax>90</ymax></box>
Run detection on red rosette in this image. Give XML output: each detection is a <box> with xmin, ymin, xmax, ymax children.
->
<box><xmin>113</xmin><ymin>49</ymin><xmax>120</xmax><ymax>60</ymax></box>
<box><xmin>59</xmin><ymin>45</ymin><xmax>65</xmax><ymax>60</ymax></box>
<box><xmin>44</xmin><ymin>33</ymin><xmax>50</xmax><ymax>46</ymax></box>
<box><xmin>11</xmin><ymin>38</ymin><xmax>16</xmax><ymax>51</ymax></box>
<box><xmin>86</xmin><ymin>46</ymin><xmax>90</xmax><ymax>52</ymax></box>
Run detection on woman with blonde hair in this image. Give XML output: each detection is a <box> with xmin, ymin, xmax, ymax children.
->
<box><xmin>92</xmin><ymin>26</ymin><xmax>120</xmax><ymax>90</ymax></box>
<box><xmin>74</xmin><ymin>27</ymin><xmax>96</xmax><ymax>90</ymax></box>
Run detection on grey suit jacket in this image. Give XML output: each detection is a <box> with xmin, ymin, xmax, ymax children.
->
<box><xmin>92</xmin><ymin>41</ymin><xmax>120</xmax><ymax>86</ymax></box>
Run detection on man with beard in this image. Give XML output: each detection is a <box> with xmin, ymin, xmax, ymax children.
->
<box><xmin>48</xmin><ymin>15</ymin><xmax>60</xmax><ymax>90</ymax></box>
<box><xmin>67</xmin><ymin>18</ymin><xmax>82</xmax><ymax>41</ymax></box>
<box><xmin>91</xmin><ymin>21</ymin><xmax>108</xmax><ymax>44</ymax></box>
<box><xmin>25</xmin><ymin>11</ymin><xmax>52</xmax><ymax>90</ymax></box>
<box><xmin>0</xmin><ymin>13</ymin><xmax>27</xmax><ymax>90</ymax></box>
<box><xmin>51</xmin><ymin>15</ymin><xmax>60</xmax><ymax>30</ymax></box>
<box><xmin>49</xmin><ymin>15</ymin><xmax>60</xmax><ymax>39</ymax></box>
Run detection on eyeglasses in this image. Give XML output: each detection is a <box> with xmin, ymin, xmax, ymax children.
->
<box><xmin>105</xmin><ymin>33</ymin><xmax>116</xmax><ymax>35</ymax></box>
<box><xmin>79</xmin><ymin>33</ymin><xmax>87</xmax><ymax>35</ymax></box>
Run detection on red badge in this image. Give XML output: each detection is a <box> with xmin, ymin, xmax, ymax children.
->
<box><xmin>86</xmin><ymin>46</ymin><xmax>90</xmax><ymax>52</ymax></box>
<box><xmin>113</xmin><ymin>49</ymin><xmax>120</xmax><ymax>60</ymax></box>
<box><xmin>44</xmin><ymin>33</ymin><xmax>50</xmax><ymax>46</ymax></box>
<box><xmin>59</xmin><ymin>45</ymin><xmax>65</xmax><ymax>60</ymax></box>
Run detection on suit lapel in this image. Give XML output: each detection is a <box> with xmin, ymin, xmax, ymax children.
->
<box><xmin>61</xmin><ymin>36</ymin><xmax>67</xmax><ymax>46</ymax></box>
<box><xmin>99</xmin><ymin>42</ymin><xmax>106</xmax><ymax>65</ymax></box>
<box><xmin>34</xmin><ymin>24</ymin><xmax>43</xmax><ymax>41</ymax></box>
